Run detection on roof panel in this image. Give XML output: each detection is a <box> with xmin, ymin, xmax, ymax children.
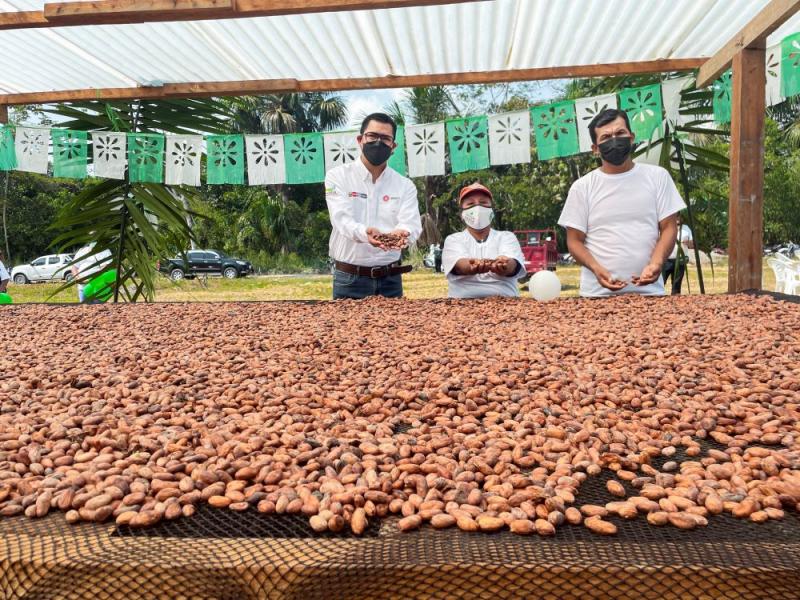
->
<box><xmin>0</xmin><ymin>0</ymin><xmax>798</xmax><ymax>99</ymax></box>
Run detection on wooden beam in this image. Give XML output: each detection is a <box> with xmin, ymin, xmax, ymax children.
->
<box><xmin>0</xmin><ymin>58</ymin><xmax>704</xmax><ymax>105</ymax></box>
<box><xmin>697</xmin><ymin>0</ymin><xmax>800</xmax><ymax>87</ymax></box>
<box><xmin>728</xmin><ymin>47</ymin><xmax>766</xmax><ymax>293</ymax></box>
<box><xmin>1</xmin><ymin>0</ymin><xmax>480</xmax><ymax>29</ymax></box>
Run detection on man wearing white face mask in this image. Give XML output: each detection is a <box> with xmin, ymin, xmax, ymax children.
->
<box><xmin>442</xmin><ymin>183</ymin><xmax>526</xmax><ymax>298</ymax></box>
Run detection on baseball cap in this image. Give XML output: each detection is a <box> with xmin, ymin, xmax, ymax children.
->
<box><xmin>458</xmin><ymin>182</ymin><xmax>493</xmax><ymax>203</ymax></box>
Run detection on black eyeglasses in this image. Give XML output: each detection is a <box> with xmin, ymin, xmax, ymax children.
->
<box><xmin>363</xmin><ymin>132</ymin><xmax>394</xmax><ymax>144</ymax></box>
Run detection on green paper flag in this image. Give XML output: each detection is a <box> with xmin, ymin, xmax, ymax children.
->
<box><xmin>713</xmin><ymin>71</ymin><xmax>732</xmax><ymax>124</ymax></box>
<box><xmin>618</xmin><ymin>84</ymin><xmax>663</xmax><ymax>142</ymax></box>
<box><xmin>446</xmin><ymin>117</ymin><xmax>490</xmax><ymax>173</ymax></box>
<box><xmin>284</xmin><ymin>133</ymin><xmax>324</xmax><ymax>184</ymax></box>
<box><xmin>52</xmin><ymin>129</ymin><xmax>88</xmax><ymax>179</ymax></box>
<box><xmin>781</xmin><ymin>32</ymin><xmax>800</xmax><ymax>98</ymax></box>
<box><xmin>388</xmin><ymin>125</ymin><xmax>407</xmax><ymax>176</ymax></box>
<box><xmin>207</xmin><ymin>135</ymin><xmax>244</xmax><ymax>185</ymax></box>
<box><xmin>128</xmin><ymin>133</ymin><xmax>164</xmax><ymax>183</ymax></box>
<box><xmin>531</xmin><ymin>100</ymin><xmax>580</xmax><ymax>160</ymax></box>
<box><xmin>0</xmin><ymin>126</ymin><xmax>16</xmax><ymax>171</ymax></box>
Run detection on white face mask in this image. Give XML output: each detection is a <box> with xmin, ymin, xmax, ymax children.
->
<box><xmin>462</xmin><ymin>205</ymin><xmax>494</xmax><ymax>230</ymax></box>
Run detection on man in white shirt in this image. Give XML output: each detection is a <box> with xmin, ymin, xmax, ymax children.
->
<box><xmin>0</xmin><ymin>250</ymin><xmax>9</xmax><ymax>293</ymax></box>
<box><xmin>558</xmin><ymin>109</ymin><xmax>685</xmax><ymax>298</ymax></box>
<box><xmin>442</xmin><ymin>182</ymin><xmax>526</xmax><ymax>299</ymax></box>
<box><xmin>662</xmin><ymin>214</ymin><xmax>694</xmax><ymax>294</ymax></box>
<box><xmin>71</xmin><ymin>242</ymin><xmax>113</xmax><ymax>302</ymax></box>
<box><xmin>325</xmin><ymin>113</ymin><xmax>422</xmax><ymax>299</ymax></box>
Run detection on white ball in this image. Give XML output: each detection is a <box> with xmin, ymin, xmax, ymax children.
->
<box><xmin>529</xmin><ymin>270</ymin><xmax>561</xmax><ymax>302</ymax></box>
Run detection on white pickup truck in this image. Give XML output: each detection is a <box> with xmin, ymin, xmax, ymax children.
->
<box><xmin>11</xmin><ymin>254</ymin><xmax>74</xmax><ymax>284</ymax></box>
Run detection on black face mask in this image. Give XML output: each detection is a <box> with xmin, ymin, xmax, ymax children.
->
<box><xmin>362</xmin><ymin>141</ymin><xmax>393</xmax><ymax>166</ymax></box>
<box><xmin>598</xmin><ymin>137</ymin><xmax>633</xmax><ymax>166</ymax></box>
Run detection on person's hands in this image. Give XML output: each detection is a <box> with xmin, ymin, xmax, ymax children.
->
<box><xmin>594</xmin><ymin>266</ymin><xmax>628</xmax><ymax>291</ymax></box>
<box><xmin>367</xmin><ymin>227</ymin><xmax>389</xmax><ymax>250</ymax></box>
<box><xmin>489</xmin><ymin>256</ymin><xmax>511</xmax><ymax>275</ymax></box>
<box><xmin>632</xmin><ymin>262</ymin><xmax>662</xmax><ymax>286</ymax></box>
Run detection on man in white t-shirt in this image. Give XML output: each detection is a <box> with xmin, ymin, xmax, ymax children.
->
<box><xmin>0</xmin><ymin>250</ymin><xmax>9</xmax><ymax>293</ymax></box>
<box><xmin>72</xmin><ymin>242</ymin><xmax>113</xmax><ymax>302</ymax></box>
<box><xmin>662</xmin><ymin>214</ymin><xmax>694</xmax><ymax>294</ymax></box>
<box><xmin>442</xmin><ymin>182</ymin><xmax>526</xmax><ymax>299</ymax></box>
<box><xmin>558</xmin><ymin>109</ymin><xmax>685</xmax><ymax>297</ymax></box>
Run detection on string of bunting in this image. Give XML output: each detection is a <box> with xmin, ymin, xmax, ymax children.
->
<box><xmin>0</xmin><ymin>33</ymin><xmax>798</xmax><ymax>184</ymax></box>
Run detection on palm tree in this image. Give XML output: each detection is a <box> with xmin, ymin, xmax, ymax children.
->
<box><xmin>44</xmin><ymin>98</ymin><xmax>235</xmax><ymax>301</ymax></box>
<box><xmin>227</xmin><ymin>93</ymin><xmax>347</xmax><ymax>135</ymax></box>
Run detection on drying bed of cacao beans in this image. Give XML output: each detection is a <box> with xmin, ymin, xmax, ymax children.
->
<box><xmin>0</xmin><ymin>293</ymin><xmax>800</xmax><ymax>599</ymax></box>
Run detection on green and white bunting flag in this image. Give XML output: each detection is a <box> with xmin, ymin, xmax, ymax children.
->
<box><xmin>618</xmin><ymin>84</ymin><xmax>663</xmax><ymax>142</ymax></box>
<box><xmin>15</xmin><ymin>127</ymin><xmax>49</xmax><ymax>174</ymax></box>
<box><xmin>207</xmin><ymin>135</ymin><xmax>244</xmax><ymax>185</ymax></box>
<box><xmin>781</xmin><ymin>32</ymin><xmax>800</xmax><ymax>98</ymax></box>
<box><xmin>446</xmin><ymin>116</ymin><xmax>490</xmax><ymax>173</ymax></box>
<box><xmin>531</xmin><ymin>100</ymin><xmax>579</xmax><ymax>161</ymax></box>
<box><xmin>574</xmin><ymin>94</ymin><xmax>617</xmax><ymax>153</ymax></box>
<box><xmin>284</xmin><ymin>133</ymin><xmax>324</xmax><ymax>184</ymax></box>
<box><xmin>661</xmin><ymin>77</ymin><xmax>692</xmax><ymax>127</ymax></box>
<box><xmin>246</xmin><ymin>134</ymin><xmax>285</xmax><ymax>185</ymax></box>
<box><xmin>407</xmin><ymin>123</ymin><xmax>445</xmax><ymax>177</ymax></box>
<box><xmin>488</xmin><ymin>111</ymin><xmax>531</xmax><ymax>165</ymax></box>
<box><xmin>0</xmin><ymin>126</ymin><xmax>16</xmax><ymax>171</ymax></box>
<box><xmin>713</xmin><ymin>71</ymin><xmax>732</xmax><ymax>125</ymax></box>
<box><xmin>127</xmin><ymin>133</ymin><xmax>164</xmax><ymax>183</ymax></box>
<box><xmin>323</xmin><ymin>131</ymin><xmax>359</xmax><ymax>173</ymax></box>
<box><xmin>92</xmin><ymin>133</ymin><xmax>126</xmax><ymax>180</ymax></box>
<box><xmin>388</xmin><ymin>125</ymin><xmax>407</xmax><ymax>176</ymax></box>
<box><xmin>52</xmin><ymin>129</ymin><xmax>88</xmax><ymax>179</ymax></box>
<box><xmin>766</xmin><ymin>43</ymin><xmax>785</xmax><ymax>107</ymax></box>
<box><xmin>165</xmin><ymin>135</ymin><xmax>202</xmax><ymax>186</ymax></box>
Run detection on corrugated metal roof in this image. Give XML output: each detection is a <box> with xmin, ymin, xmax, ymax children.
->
<box><xmin>0</xmin><ymin>0</ymin><xmax>798</xmax><ymax>96</ymax></box>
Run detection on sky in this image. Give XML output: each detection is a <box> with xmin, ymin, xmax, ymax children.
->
<box><xmin>341</xmin><ymin>80</ymin><xmax>566</xmax><ymax>128</ymax></box>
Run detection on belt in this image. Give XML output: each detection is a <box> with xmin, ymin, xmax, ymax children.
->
<box><xmin>334</xmin><ymin>260</ymin><xmax>412</xmax><ymax>278</ymax></box>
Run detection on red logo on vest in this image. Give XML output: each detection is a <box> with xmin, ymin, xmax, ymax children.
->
<box><xmin>382</xmin><ymin>195</ymin><xmax>390</xmax><ymax>202</ymax></box>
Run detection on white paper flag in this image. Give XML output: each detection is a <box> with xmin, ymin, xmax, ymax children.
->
<box><xmin>488</xmin><ymin>111</ymin><xmax>531</xmax><ymax>165</ymax></box>
<box><xmin>406</xmin><ymin>123</ymin><xmax>445</xmax><ymax>178</ymax></box>
<box><xmin>661</xmin><ymin>77</ymin><xmax>693</xmax><ymax>127</ymax></box>
<box><xmin>246</xmin><ymin>135</ymin><xmax>286</xmax><ymax>185</ymax></box>
<box><xmin>15</xmin><ymin>127</ymin><xmax>49</xmax><ymax>174</ymax></box>
<box><xmin>165</xmin><ymin>135</ymin><xmax>202</xmax><ymax>186</ymax></box>
<box><xmin>574</xmin><ymin>94</ymin><xmax>618</xmax><ymax>153</ymax></box>
<box><xmin>92</xmin><ymin>133</ymin><xmax>126</xmax><ymax>180</ymax></box>
<box><xmin>765</xmin><ymin>43</ymin><xmax>784</xmax><ymax>107</ymax></box>
<box><xmin>323</xmin><ymin>132</ymin><xmax>360</xmax><ymax>173</ymax></box>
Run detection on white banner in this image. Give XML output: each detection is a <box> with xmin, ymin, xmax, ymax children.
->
<box><xmin>92</xmin><ymin>133</ymin><xmax>127</xmax><ymax>180</ymax></box>
<box><xmin>488</xmin><ymin>111</ymin><xmax>531</xmax><ymax>165</ymax></box>
<box><xmin>766</xmin><ymin>43</ymin><xmax>784</xmax><ymax>107</ymax></box>
<box><xmin>574</xmin><ymin>94</ymin><xmax>618</xmax><ymax>152</ymax></box>
<box><xmin>323</xmin><ymin>131</ymin><xmax>360</xmax><ymax>173</ymax></box>
<box><xmin>661</xmin><ymin>76</ymin><xmax>693</xmax><ymax>127</ymax></box>
<box><xmin>246</xmin><ymin>135</ymin><xmax>286</xmax><ymax>185</ymax></box>
<box><xmin>15</xmin><ymin>127</ymin><xmax>49</xmax><ymax>174</ymax></box>
<box><xmin>165</xmin><ymin>135</ymin><xmax>202</xmax><ymax>186</ymax></box>
<box><xmin>406</xmin><ymin>123</ymin><xmax>445</xmax><ymax>177</ymax></box>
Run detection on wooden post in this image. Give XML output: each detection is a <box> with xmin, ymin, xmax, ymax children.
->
<box><xmin>0</xmin><ymin>105</ymin><xmax>7</xmax><ymax>124</ymax></box>
<box><xmin>728</xmin><ymin>46</ymin><xmax>766</xmax><ymax>293</ymax></box>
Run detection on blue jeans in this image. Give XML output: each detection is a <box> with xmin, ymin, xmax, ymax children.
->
<box><xmin>332</xmin><ymin>269</ymin><xmax>403</xmax><ymax>299</ymax></box>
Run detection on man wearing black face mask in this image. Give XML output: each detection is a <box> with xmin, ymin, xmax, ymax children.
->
<box><xmin>558</xmin><ymin>109</ymin><xmax>685</xmax><ymax>297</ymax></box>
<box><xmin>325</xmin><ymin>113</ymin><xmax>422</xmax><ymax>299</ymax></box>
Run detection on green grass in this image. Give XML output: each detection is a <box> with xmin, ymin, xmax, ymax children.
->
<box><xmin>2</xmin><ymin>259</ymin><xmax>777</xmax><ymax>303</ymax></box>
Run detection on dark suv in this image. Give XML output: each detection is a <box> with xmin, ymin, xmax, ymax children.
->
<box><xmin>157</xmin><ymin>250</ymin><xmax>253</xmax><ymax>281</ymax></box>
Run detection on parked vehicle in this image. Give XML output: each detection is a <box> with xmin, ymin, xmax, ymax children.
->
<box><xmin>513</xmin><ymin>230</ymin><xmax>558</xmax><ymax>279</ymax></box>
<box><xmin>11</xmin><ymin>254</ymin><xmax>74</xmax><ymax>284</ymax></box>
<box><xmin>157</xmin><ymin>250</ymin><xmax>253</xmax><ymax>281</ymax></box>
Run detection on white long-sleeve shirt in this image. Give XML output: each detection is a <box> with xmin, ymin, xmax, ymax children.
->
<box><xmin>325</xmin><ymin>159</ymin><xmax>422</xmax><ymax>267</ymax></box>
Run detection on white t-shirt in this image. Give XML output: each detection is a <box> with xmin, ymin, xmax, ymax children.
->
<box><xmin>442</xmin><ymin>229</ymin><xmax>527</xmax><ymax>299</ymax></box>
<box><xmin>668</xmin><ymin>224</ymin><xmax>693</xmax><ymax>260</ymax></box>
<box><xmin>0</xmin><ymin>260</ymin><xmax>9</xmax><ymax>282</ymax></box>
<box><xmin>558</xmin><ymin>163</ymin><xmax>685</xmax><ymax>297</ymax></box>
<box><xmin>73</xmin><ymin>244</ymin><xmax>113</xmax><ymax>280</ymax></box>
<box><xmin>325</xmin><ymin>159</ymin><xmax>422</xmax><ymax>267</ymax></box>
